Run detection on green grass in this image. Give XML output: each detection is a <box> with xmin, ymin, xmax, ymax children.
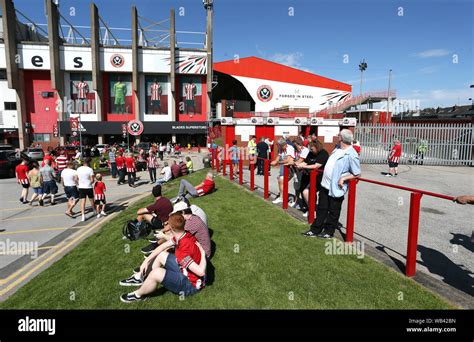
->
<box><xmin>1</xmin><ymin>169</ymin><xmax>453</xmax><ymax>309</ymax></box>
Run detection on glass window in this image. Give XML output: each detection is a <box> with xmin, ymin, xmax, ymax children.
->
<box><xmin>33</xmin><ymin>133</ymin><xmax>50</xmax><ymax>142</ymax></box>
<box><xmin>109</xmin><ymin>74</ymin><xmax>132</xmax><ymax>114</ymax></box>
<box><xmin>145</xmin><ymin>75</ymin><xmax>168</xmax><ymax>115</ymax></box>
<box><xmin>4</xmin><ymin>102</ymin><xmax>17</xmax><ymax>110</ymax></box>
<box><xmin>0</xmin><ymin>69</ymin><xmax>7</xmax><ymax>80</ymax></box>
<box><xmin>69</xmin><ymin>73</ymin><xmax>95</xmax><ymax>114</ymax></box>
<box><xmin>179</xmin><ymin>75</ymin><xmax>203</xmax><ymax>116</ymax></box>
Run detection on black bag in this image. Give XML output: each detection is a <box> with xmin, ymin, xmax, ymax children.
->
<box><xmin>122</xmin><ymin>220</ymin><xmax>152</xmax><ymax>241</ymax></box>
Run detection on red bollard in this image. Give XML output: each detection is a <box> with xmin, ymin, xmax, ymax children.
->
<box><xmin>264</xmin><ymin>159</ymin><xmax>269</xmax><ymax>199</ymax></box>
<box><xmin>239</xmin><ymin>157</ymin><xmax>243</xmax><ymax>185</ymax></box>
<box><xmin>250</xmin><ymin>162</ymin><xmax>255</xmax><ymax>191</ymax></box>
<box><xmin>308</xmin><ymin>169</ymin><xmax>317</xmax><ymax>224</ymax></box>
<box><xmin>345</xmin><ymin>179</ymin><xmax>357</xmax><ymax>243</ymax></box>
<box><xmin>282</xmin><ymin>165</ymin><xmax>289</xmax><ymax>209</ymax></box>
<box><xmin>405</xmin><ymin>192</ymin><xmax>423</xmax><ymax>277</ymax></box>
<box><xmin>211</xmin><ymin>148</ymin><xmax>215</xmax><ymax>170</ymax></box>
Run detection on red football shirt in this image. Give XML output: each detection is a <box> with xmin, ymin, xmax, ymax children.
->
<box><xmin>125</xmin><ymin>157</ymin><xmax>135</xmax><ymax>170</ymax></box>
<box><xmin>93</xmin><ymin>181</ymin><xmax>106</xmax><ymax>195</ymax></box>
<box><xmin>115</xmin><ymin>156</ymin><xmax>124</xmax><ymax>169</ymax></box>
<box><xmin>196</xmin><ymin>179</ymin><xmax>215</xmax><ymax>196</ymax></box>
<box><xmin>15</xmin><ymin>164</ymin><xmax>29</xmax><ymax>181</ymax></box>
<box><xmin>41</xmin><ymin>155</ymin><xmax>54</xmax><ymax>167</ymax></box>
<box><xmin>389</xmin><ymin>144</ymin><xmax>402</xmax><ymax>163</ymax></box>
<box><xmin>173</xmin><ymin>232</ymin><xmax>205</xmax><ymax>289</ymax></box>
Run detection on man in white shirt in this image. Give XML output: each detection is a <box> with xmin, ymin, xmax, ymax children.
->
<box><xmin>155</xmin><ymin>162</ymin><xmax>172</xmax><ymax>185</ymax></box>
<box><xmin>271</xmin><ymin>138</ymin><xmax>296</xmax><ymax>204</ymax></box>
<box><xmin>77</xmin><ymin>158</ymin><xmax>95</xmax><ymax>221</ymax></box>
<box><xmin>61</xmin><ymin>161</ymin><xmax>79</xmax><ymax>218</ymax></box>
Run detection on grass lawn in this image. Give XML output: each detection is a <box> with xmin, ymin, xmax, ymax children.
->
<box><xmin>1</xmin><ymin>169</ymin><xmax>452</xmax><ymax>309</ymax></box>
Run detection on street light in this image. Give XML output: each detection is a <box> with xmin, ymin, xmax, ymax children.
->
<box><xmin>358</xmin><ymin>59</ymin><xmax>368</xmax><ymax>124</ymax></box>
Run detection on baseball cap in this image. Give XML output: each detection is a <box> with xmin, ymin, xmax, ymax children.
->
<box><xmin>171</xmin><ymin>201</ymin><xmax>189</xmax><ymax>214</ymax></box>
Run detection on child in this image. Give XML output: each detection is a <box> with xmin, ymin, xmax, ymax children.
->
<box><xmin>94</xmin><ymin>173</ymin><xmax>107</xmax><ymax>218</ymax></box>
<box><xmin>186</xmin><ymin>156</ymin><xmax>193</xmax><ymax>173</ymax></box>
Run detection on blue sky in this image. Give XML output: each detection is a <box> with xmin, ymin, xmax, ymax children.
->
<box><xmin>9</xmin><ymin>0</ymin><xmax>474</xmax><ymax>109</ymax></box>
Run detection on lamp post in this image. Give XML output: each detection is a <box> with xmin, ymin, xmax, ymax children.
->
<box><xmin>387</xmin><ymin>69</ymin><xmax>392</xmax><ymax>123</ymax></box>
<box><xmin>358</xmin><ymin>59</ymin><xmax>368</xmax><ymax>124</ymax></box>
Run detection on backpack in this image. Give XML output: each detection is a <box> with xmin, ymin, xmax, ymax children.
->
<box><xmin>122</xmin><ymin>220</ymin><xmax>152</xmax><ymax>241</ymax></box>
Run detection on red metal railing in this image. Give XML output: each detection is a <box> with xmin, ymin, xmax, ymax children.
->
<box><xmin>211</xmin><ymin>146</ymin><xmax>453</xmax><ymax>277</ymax></box>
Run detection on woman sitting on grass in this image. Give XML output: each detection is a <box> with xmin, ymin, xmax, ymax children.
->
<box><xmin>119</xmin><ymin>213</ymin><xmax>207</xmax><ymax>303</ymax></box>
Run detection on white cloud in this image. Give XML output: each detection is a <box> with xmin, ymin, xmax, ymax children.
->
<box><xmin>419</xmin><ymin>66</ymin><xmax>439</xmax><ymax>74</ymax></box>
<box><xmin>269</xmin><ymin>52</ymin><xmax>313</xmax><ymax>72</ymax></box>
<box><xmin>401</xmin><ymin>88</ymin><xmax>472</xmax><ymax>107</ymax></box>
<box><xmin>413</xmin><ymin>49</ymin><xmax>450</xmax><ymax>58</ymax></box>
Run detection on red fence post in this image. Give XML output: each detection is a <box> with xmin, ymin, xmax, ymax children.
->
<box><xmin>215</xmin><ymin>148</ymin><xmax>220</xmax><ymax>173</ymax></box>
<box><xmin>239</xmin><ymin>153</ymin><xmax>243</xmax><ymax>185</ymax></box>
<box><xmin>222</xmin><ymin>146</ymin><xmax>227</xmax><ymax>176</ymax></box>
<box><xmin>406</xmin><ymin>192</ymin><xmax>423</xmax><ymax>277</ymax></box>
<box><xmin>250</xmin><ymin>161</ymin><xmax>255</xmax><ymax>191</ymax></box>
<box><xmin>282</xmin><ymin>165</ymin><xmax>289</xmax><ymax>209</ymax></box>
<box><xmin>211</xmin><ymin>148</ymin><xmax>215</xmax><ymax>170</ymax></box>
<box><xmin>345</xmin><ymin>179</ymin><xmax>357</xmax><ymax>243</ymax></box>
<box><xmin>308</xmin><ymin>169</ymin><xmax>317</xmax><ymax>224</ymax></box>
<box><xmin>264</xmin><ymin>159</ymin><xmax>269</xmax><ymax>199</ymax></box>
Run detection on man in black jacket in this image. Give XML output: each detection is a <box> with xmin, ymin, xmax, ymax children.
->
<box><xmin>256</xmin><ymin>137</ymin><xmax>269</xmax><ymax>175</ymax></box>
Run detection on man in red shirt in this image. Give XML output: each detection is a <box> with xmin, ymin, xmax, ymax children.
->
<box><xmin>15</xmin><ymin>158</ymin><xmax>30</xmax><ymax>204</ymax></box>
<box><xmin>124</xmin><ymin>153</ymin><xmax>136</xmax><ymax>187</ymax></box>
<box><xmin>170</xmin><ymin>160</ymin><xmax>181</xmax><ymax>179</ymax></box>
<box><xmin>136</xmin><ymin>185</ymin><xmax>173</xmax><ymax>230</ymax></box>
<box><xmin>41</xmin><ymin>151</ymin><xmax>54</xmax><ymax>168</ymax></box>
<box><xmin>115</xmin><ymin>152</ymin><xmax>125</xmax><ymax>185</ymax></box>
<box><xmin>120</xmin><ymin>213</ymin><xmax>206</xmax><ymax>302</ymax></box>
<box><xmin>172</xmin><ymin>172</ymin><xmax>215</xmax><ymax>203</ymax></box>
<box><xmin>55</xmin><ymin>150</ymin><xmax>68</xmax><ymax>180</ymax></box>
<box><xmin>387</xmin><ymin>140</ymin><xmax>402</xmax><ymax>177</ymax></box>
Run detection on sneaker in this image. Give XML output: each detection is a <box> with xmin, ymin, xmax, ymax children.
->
<box><xmin>81</xmin><ymin>215</ymin><xmax>86</xmax><ymax>222</ymax></box>
<box><xmin>120</xmin><ymin>292</ymin><xmax>145</xmax><ymax>303</ymax></box>
<box><xmin>97</xmin><ymin>214</ymin><xmax>101</xmax><ymax>219</ymax></box>
<box><xmin>385</xmin><ymin>173</ymin><xmax>393</xmax><ymax>177</ymax></box>
<box><xmin>272</xmin><ymin>196</ymin><xmax>283</xmax><ymax>204</ymax></box>
<box><xmin>302</xmin><ymin>212</ymin><xmax>308</xmax><ymax>218</ymax></box>
<box><xmin>317</xmin><ymin>231</ymin><xmax>334</xmax><ymax>239</ymax></box>
<box><xmin>50</xmin><ymin>201</ymin><xmax>56</xmax><ymax>206</ymax></box>
<box><xmin>19</xmin><ymin>197</ymin><xmax>23</xmax><ymax>203</ymax></box>
<box><xmin>172</xmin><ymin>196</ymin><xmax>183</xmax><ymax>204</ymax></box>
<box><xmin>101</xmin><ymin>211</ymin><xmax>107</xmax><ymax>216</ymax></box>
<box><xmin>141</xmin><ymin>242</ymin><xmax>158</xmax><ymax>255</ymax></box>
<box><xmin>302</xmin><ymin>230</ymin><xmax>320</xmax><ymax>237</ymax></box>
<box><xmin>22</xmin><ymin>200</ymin><xmax>29</xmax><ymax>204</ymax></box>
<box><xmin>119</xmin><ymin>275</ymin><xmax>143</xmax><ymax>287</ymax></box>
<box><xmin>39</xmin><ymin>199</ymin><xmax>44</xmax><ymax>206</ymax></box>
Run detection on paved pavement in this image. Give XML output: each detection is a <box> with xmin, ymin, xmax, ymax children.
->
<box><xmin>235</xmin><ymin>163</ymin><xmax>474</xmax><ymax>297</ymax></box>
<box><xmin>0</xmin><ymin>152</ymin><xmax>206</xmax><ymax>300</ymax></box>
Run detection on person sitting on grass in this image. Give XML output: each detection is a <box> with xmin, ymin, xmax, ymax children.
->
<box><xmin>172</xmin><ymin>172</ymin><xmax>215</xmax><ymax>203</ymax></box>
<box><xmin>186</xmin><ymin>156</ymin><xmax>193</xmax><ymax>173</ymax></box>
<box><xmin>142</xmin><ymin>200</ymin><xmax>211</xmax><ymax>258</ymax></box>
<box><xmin>155</xmin><ymin>162</ymin><xmax>172</xmax><ymax>185</ymax></box>
<box><xmin>136</xmin><ymin>185</ymin><xmax>173</xmax><ymax>231</ymax></box>
<box><xmin>119</xmin><ymin>213</ymin><xmax>207</xmax><ymax>303</ymax></box>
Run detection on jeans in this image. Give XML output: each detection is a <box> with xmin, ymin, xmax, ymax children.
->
<box><xmin>149</xmin><ymin>167</ymin><xmax>157</xmax><ymax>183</ymax></box>
<box><xmin>310</xmin><ymin>187</ymin><xmax>344</xmax><ymax>235</ymax></box>
<box><xmin>127</xmin><ymin>171</ymin><xmax>136</xmax><ymax>186</ymax></box>
<box><xmin>110</xmin><ymin>162</ymin><xmax>117</xmax><ymax>178</ymax></box>
<box><xmin>178</xmin><ymin>179</ymin><xmax>198</xmax><ymax>197</ymax></box>
<box><xmin>117</xmin><ymin>168</ymin><xmax>126</xmax><ymax>184</ymax></box>
<box><xmin>155</xmin><ymin>177</ymin><xmax>168</xmax><ymax>186</ymax></box>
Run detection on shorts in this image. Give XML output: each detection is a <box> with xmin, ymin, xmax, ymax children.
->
<box><xmin>278</xmin><ymin>165</ymin><xmax>294</xmax><ymax>179</ymax></box>
<box><xmin>78</xmin><ymin>188</ymin><xmax>94</xmax><ymax>199</ymax></box>
<box><xmin>151</xmin><ymin>100</ymin><xmax>161</xmax><ymax>107</ymax></box>
<box><xmin>186</xmin><ymin>99</ymin><xmax>195</xmax><ymax>107</ymax></box>
<box><xmin>161</xmin><ymin>254</ymin><xmax>199</xmax><ymax>296</ymax></box>
<box><xmin>94</xmin><ymin>198</ymin><xmax>106</xmax><ymax>205</ymax></box>
<box><xmin>115</xmin><ymin>97</ymin><xmax>125</xmax><ymax>105</ymax></box>
<box><xmin>388</xmin><ymin>161</ymin><xmax>399</xmax><ymax>168</ymax></box>
<box><xmin>33</xmin><ymin>187</ymin><xmax>43</xmax><ymax>195</ymax></box>
<box><xmin>21</xmin><ymin>183</ymin><xmax>30</xmax><ymax>189</ymax></box>
<box><xmin>232</xmin><ymin>159</ymin><xmax>239</xmax><ymax>165</ymax></box>
<box><xmin>42</xmin><ymin>180</ymin><xmax>58</xmax><ymax>195</ymax></box>
<box><xmin>64</xmin><ymin>186</ymin><xmax>79</xmax><ymax>200</ymax></box>
<box><xmin>151</xmin><ymin>216</ymin><xmax>164</xmax><ymax>230</ymax></box>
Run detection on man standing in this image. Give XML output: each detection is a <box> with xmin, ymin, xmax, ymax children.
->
<box><xmin>303</xmin><ymin>129</ymin><xmax>361</xmax><ymax>238</ymax></box>
<box><xmin>109</xmin><ymin>148</ymin><xmax>117</xmax><ymax>178</ymax></box>
<box><xmin>247</xmin><ymin>135</ymin><xmax>257</xmax><ymax>171</ymax></box>
<box><xmin>77</xmin><ymin>158</ymin><xmax>95</xmax><ymax>222</ymax></box>
<box><xmin>39</xmin><ymin>159</ymin><xmax>58</xmax><ymax>206</ymax></box>
<box><xmin>15</xmin><ymin>158</ymin><xmax>30</xmax><ymax>204</ymax></box>
<box><xmin>124</xmin><ymin>153</ymin><xmax>136</xmax><ymax>187</ymax></box>
<box><xmin>150</xmin><ymin>79</ymin><xmax>162</xmax><ymax>114</ymax></box>
<box><xmin>256</xmin><ymin>137</ymin><xmax>269</xmax><ymax>176</ymax></box>
<box><xmin>61</xmin><ymin>161</ymin><xmax>79</xmax><ymax>218</ymax></box>
<box><xmin>55</xmin><ymin>150</ymin><xmax>68</xmax><ymax>181</ymax></box>
<box><xmin>387</xmin><ymin>139</ymin><xmax>402</xmax><ymax>177</ymax></box>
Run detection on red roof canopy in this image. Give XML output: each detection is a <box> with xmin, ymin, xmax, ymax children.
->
<box><xmin>213</xmin><ymin>56</ymin><xmax>352</xmax><ymax>92</ymax></box>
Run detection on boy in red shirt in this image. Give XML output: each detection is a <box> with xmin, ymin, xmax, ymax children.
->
<box><xmin>387</xmin><ymin>140</ymin><xmax>402</xmax><ymax>177</ymax></box>
<box><xmin>15</xmin><ymin>158</ymin><xmax>30</xmax><ymax>204</ymax></box>
<box><xmin>94</xmin><ymin>173</ymin><xmax>107</xmax><ymax>218</ymax></box>
<box><xmin>120</xmin><ymin>213</ymin><xmax>207</xmax><ymax>302</ymax></box>
<box><xmin>172</xmin><ymin>172</ymin><xmax>215</xmax><ymax>203</ymax></box>
<box><xmin>115</xmin><ymin>152</ymin><xmax>125</xmax><ymax>185</ymax></box>
<box><xmin>124</xmin><ymin>153</ymin><xmax>136</xmax><ymax>187</ymax></box>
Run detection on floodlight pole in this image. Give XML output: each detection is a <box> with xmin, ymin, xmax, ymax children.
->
<box><xmin>358</xmin><ymin>60</ymin><xmax>367</xmax><ymax>124</ymax></box>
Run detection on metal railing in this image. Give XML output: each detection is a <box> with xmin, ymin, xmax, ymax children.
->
<box><xmin>209</xmin><ymin>147</ymin><xmax>459</xmax><ymax>278</ymax></box>
<box><xmin>355</xmin><ymin>123</ymin><xmax>473</xmax><ymax>166</ymax></box>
